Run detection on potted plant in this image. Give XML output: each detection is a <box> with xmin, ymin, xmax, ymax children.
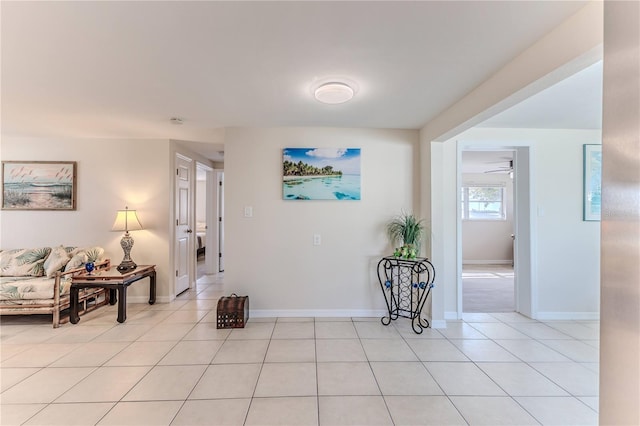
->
<box><xmin>387</xmin><ymin>211</ymin><xmax>426</xmax><ymax>259</ymax></box>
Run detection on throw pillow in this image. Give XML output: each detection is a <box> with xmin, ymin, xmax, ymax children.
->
<box><xmin>62</xmin><ymin>246</ymin><xmax>105</xmax><ymax>272</ymax></box>
<box><xmin>64</xmin><ymin>252</ymin><xmax>88</xmax><ymax>272</ymax></box>
<box><xmin>84</xmin><ymin>246</ymin><xmax>105</xmax><ymax>263</ymax></box>
<box><xmin>0</xmin><ymin>247</ymin><xmax>51</xmax><ymax>277</ymax></box>
<box><xmin>43</xmin><ymin>245</ymin><xmax>71</xmax><ymax>277</ymax></box>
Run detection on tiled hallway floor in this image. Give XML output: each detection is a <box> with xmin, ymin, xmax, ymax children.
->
<box><xmin>0</xmin><ymin>274</ymin><xmax>599</xmax><ymax>425</ymax></box>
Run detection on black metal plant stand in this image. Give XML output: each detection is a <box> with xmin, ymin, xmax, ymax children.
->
<box><xmin>377</xmin><ymin>256</ymin><xmax>435</xmax><ymax>334</ymax></box>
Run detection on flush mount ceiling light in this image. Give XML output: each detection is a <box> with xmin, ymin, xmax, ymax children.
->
<box><xmin>314</xmin><ymin>82</ymin><xmax>355</xmax><ymax>104</ymax></box>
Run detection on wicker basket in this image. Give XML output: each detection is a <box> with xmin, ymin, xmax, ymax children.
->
<box><xmin>216</xmin><ymin>294</ymin><xmax>249</xmax><ymax>329</ymax></box>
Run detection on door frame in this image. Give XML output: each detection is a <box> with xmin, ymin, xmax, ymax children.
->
<box><xmin>456</xmin><ymin>141</ymin><xmax>538</xmax><ymax>319</ymax></box>
<box><xmin>216</xmin><ymin>170</ymin><xmax>225</xmax><ymax>272</ymax></box>
<box><xmin>195</xmin><ymin>162</ymin><xmax>215</xmax><ymax>276</ymax></box>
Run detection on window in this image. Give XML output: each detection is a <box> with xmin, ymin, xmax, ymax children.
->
<box><xmin>461</xmin><ymin>185</ymin><xmax>506</xmax><ymax>220</ymax></box>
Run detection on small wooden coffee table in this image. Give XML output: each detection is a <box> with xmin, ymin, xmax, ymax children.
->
<box><xmin>70</xmin><ymin>265</ymin><xmax>156</xmax><ymax>324</ymax></box>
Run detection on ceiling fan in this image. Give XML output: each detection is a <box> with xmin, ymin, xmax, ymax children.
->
<box><xmin>485</xmin><ymin>160</ymin><xmax>513</xmax><ymax>174</ymax></box>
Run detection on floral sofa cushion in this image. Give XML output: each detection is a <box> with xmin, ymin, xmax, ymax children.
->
<box><xmin>65</xmin><ymin>252</ymin><xmax>88</xmax><ymax>272</ymax></box>
<box><xmin>0</xmin><ymin>275</ymin><xmax>72</xmax><ymax>301</ymax></box>
<box><xmin>63</xmin><ymin>246</ymin><xmax>104</xmax><ymax>272</ymax></box>
<box><xmin>0</xmin><ymin>245</ymin><xmax>105</xmax><ymax>303</ymax></box>
<box><xmin>0</xmin><ymin>248</ymin><xmax>51</xmax><ymax>277</ymax></box>
<box><xmin>43</xmin><ymin>246</ymin><xmax>71</xmax><ymax>278</ymax></box>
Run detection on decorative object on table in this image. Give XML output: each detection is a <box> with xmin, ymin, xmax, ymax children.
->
<box><xmin>393</xmin><ymin>244</ymin><xmax>418</xmax><ymax>259</ymax></box>
<box><xmin>282</xmin><ymin>148</ymin><xmax>361</xmax><ymax>200</ymax></box>
<box><xmin>387</xmin><ymin>211</ymin><xmax>427</xmax><ymax>257</ymax></box>
<box><xmin>111</xmin><ymin>206</ymin><xmax>143</xmax><ymax>272</ymax></box>
<box><xmin>377</xmin><ymin>256</ymin><xmax>435</xmax><ymax>334</ymax></box>
<box><xmin>2</xmin><ymin>161</ymin><xmax>77</xmax><ymax>210</ymax></box>
<box><xmin>84</xmin><ymin>262</ymin><xmax>95</xmax><ymax>274</ymax></box>
<box><xmin>583</xmin><ymin>144</ymin><xmax>602</xmax><ymax>221</ymax></box>
<box><xmin>217</xmin><ymin>293</ymin><xmax>249</xmax><ymax>329</ymax></box>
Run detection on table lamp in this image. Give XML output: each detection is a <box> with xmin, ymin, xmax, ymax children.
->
<box><xmin>112</xmin><ymin>206</ymin><xmax>143</xmax><ymax>272</ymax></box>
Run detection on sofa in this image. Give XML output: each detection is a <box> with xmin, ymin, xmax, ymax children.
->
<box><xmin>0</xmin><ymin>246</ymin><xmax>110</xmax><ymax>328</ymax></box>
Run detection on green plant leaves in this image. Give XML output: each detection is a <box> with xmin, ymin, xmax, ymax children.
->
<box><xmin>387</xmin><ymin>212</ymin><xmax>425</xmax><ymax>250</ymax></box>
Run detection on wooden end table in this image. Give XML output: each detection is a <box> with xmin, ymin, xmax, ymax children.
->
<box><xmin>70</xmin><ymin>265</ymin><xmax>156</xmax><ymax>324</ymax></box>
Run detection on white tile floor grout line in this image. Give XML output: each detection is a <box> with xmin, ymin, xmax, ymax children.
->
<box><xmin>0</xmin><ymin>273</ymin><xmax>598</xmax><ymax>426</ymax></box>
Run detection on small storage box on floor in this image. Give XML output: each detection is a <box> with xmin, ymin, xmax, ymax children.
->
<box><xmin>217</xmin><ymin>294</ymin><xmax>249</xmax><ymax>329</ymax></box>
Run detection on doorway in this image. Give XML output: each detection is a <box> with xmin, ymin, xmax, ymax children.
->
<box><xmin>456</xmin><ymin>144</ymin><xmax>536</xmax><ymax>319</ymax></box>
<box><xmin>460</xmin><ymin>150</ymin><xmax>515</xmax><ymax>313</ymax></box>
<box><xmin>172</xmin><ymin>145</ymin><xmax>224</xmax><ymax>300</ymax></box>
<box><xmin>195</xmin><ymin>163</ymin><xmax>215</xmax><ymax>281</ymax></box>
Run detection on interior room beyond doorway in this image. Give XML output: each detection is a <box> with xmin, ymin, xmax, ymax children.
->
<box><xmin>461</xmin><ymin>150</ymin><xmax>516</xmax><ymax>314</ymax></box>
<box><xmin>462</xmin><ymin>264</ymin><xmax>514</xmax><ymax>313</ymax></box>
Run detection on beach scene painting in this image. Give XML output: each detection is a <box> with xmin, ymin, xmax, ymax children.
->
<box><xmin>283</xmin><ymin>148</ymin><xmax>361</xmax><ymax>200</ymax></box>
<box><xmin>583</xmin><ymin>144</ymin><xmax>601</xmax><ymax>221</ymax></box>
<box><xmin>2</xmin><ymin>161</ymin><xmax>77</xmax><ymax>210</ymax></box>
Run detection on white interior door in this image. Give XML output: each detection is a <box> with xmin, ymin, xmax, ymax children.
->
<box><xmin>512</xmin><ymin>147</ymin><xmax>535</xmax><ymax>317</ymax></box>
<box><xmin>175</xmin><ymin>154</ymin><xmax>193</xmax><ymax>295</ymax></box>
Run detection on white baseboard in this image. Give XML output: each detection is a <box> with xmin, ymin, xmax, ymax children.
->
<box><xmin>252</xmin><ymin>309</ymin><xmax>447</xmax><ymax>329</ymax></box>
<box><xmin>535</xmin><ymin>312</ymin><xmax>600</xmax><ymax>321</ymax></box>
<box><xmin>124</xmin><ymin>302</ymin><xmax>448</xmax><ymax>327</ymax></box>
<box><xmin>463</xmin><ymin>260</ymin><xmax>513</xmax><ymax>265</ymax></box>
<box><xmin>129</xmin><ymin>300</ymin><xmax>600</xmax><ymax>324</ymax></box>
<box><xmin>442</xmin><ymin>310</ymin><xmax>599</xmax><ymax>321</ymax></box>
<box><xmin>431</xmin><ymin>320</ymin><xmax>447</xmax><ymax>329</ymax></box>
<box><xmin>250</xmin><ymin>309</ymin><xmax>387</xmax><ymax>318</ymax></box>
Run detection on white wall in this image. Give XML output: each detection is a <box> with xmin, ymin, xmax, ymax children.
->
<box><xmin>0</xmin><ymin>137</ymin><xmax>173</xmax><ymax>302</ymax></box>
<box><xmin>195</xmin><ymin>180</ymin><xmax>206</xmax><ymax>223</ymax></box>
<box><xmin>443</xmin><ymin>128</ymin><xmax>601</xmax><ymax>319</ymax></box>
<box><xmin>223</xmin><ymin>127</ymin><xmax>419</xmax><ymax>316</ymax></box>
<box><xmin>462</xmin><ymin>173</ymin><xmax>514</xmax><ymax>263</ymax></box>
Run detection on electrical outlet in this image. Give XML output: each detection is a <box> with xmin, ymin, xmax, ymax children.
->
<box><xmin>313</xmin><ymin>234</ymin><xmax>321</xmax><ymax>245</ymax></box>
<box><xmin>244</xmin><ymin>206</ymin><xmax>253</xmax><ymax>217</ymax></box>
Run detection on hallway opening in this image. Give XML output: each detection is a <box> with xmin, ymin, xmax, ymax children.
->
<box><xmin>462</xmin><ymin>264</ymin><xmax>514</xmax><ymax>313</ymax></box>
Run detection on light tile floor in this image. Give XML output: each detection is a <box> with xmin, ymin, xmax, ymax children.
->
<box><xmin>0</xmin><ymin>274</ymin><xmax>599</xmax><ymax>425</ymax></box>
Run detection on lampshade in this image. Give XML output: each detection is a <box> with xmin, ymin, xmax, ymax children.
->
<box><xmin>111</xmin><ymin>207</ymin><xmax>143</xmax><ymax>232</ymax></box>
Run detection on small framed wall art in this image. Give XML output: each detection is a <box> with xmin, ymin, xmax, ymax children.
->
<box><xmin>583</xmin><ymin>144</ymin><xmax>601</xmax><ymax>221</ymax></box>
<box><xmin>2</xmin><ymin>161</ymin><xmax>77</xmax><ymax>210</ymax></box>
<box><xmin>283</xmin><ymin>148</ymin><xmax>361</xmax><ymax>200</ymax></box>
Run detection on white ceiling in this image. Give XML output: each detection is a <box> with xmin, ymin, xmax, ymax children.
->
<box><xmin>462</xmin><ymin>150</ymin><xmax>513</xmax><ymax>174</ymax></box>
<box><xmin>479</xmin><ymin>60</ymin><xmax>603</xmax><ymax>129</ymax></box>
<box><xmin>2</xmin><ymin>0</ymin><xmax>595</xmax><ymax>154</ymax></box>
<box><xmin>462</xmin><ymin>59</ymin><xmax>602</xmax><ymax>172</ymax></box>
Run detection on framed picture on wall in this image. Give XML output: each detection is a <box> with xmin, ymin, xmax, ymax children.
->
<box><xmin>583</xmin><ymin>144</ymin><xmax>601</xmax><ymax>221</ymax></box>
<box><xmin>2</xmin><ymin>161</ymin><xmax>77</xmax><ymax>210</ymax></box>
<box><xmin>282</xmin><ymin>148</ymin><xmax>361</xmax><ymax>200</ymax></box>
